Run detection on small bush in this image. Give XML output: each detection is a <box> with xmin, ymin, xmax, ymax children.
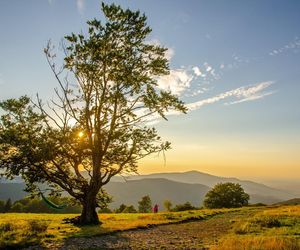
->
<box><xmin>254</xmin><ymin>216</ymin><xmax>281</xmax><ymax>228</ymax></box>
<box><xmin>0</xmin><ymin>223</ymin><xmax>14</xmax><ymax>232</ymax></box>
<box><xmin>233</xmin><ymin>221</ymin><xmax>259</xmax><ymax>234</ymax></box>
<box><xmin>172</xmin><ymin>202</ymin><xmax>197</xmax><ymax>212</ymax></box>
<box><xmin>28</xmin><ymin>220</ymin><xmax>49</xmax><ymax>233</ymax></box>
<box><xmin>98</xmin><ymin>207</ymin><xmax>112</xmax><ymax>213</ymax></box>
<box><xmin>163</xmin><ymin>214</ymin><xmax>177</xmax><ymax>220</ymax></box>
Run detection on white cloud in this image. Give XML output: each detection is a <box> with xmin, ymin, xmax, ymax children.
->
<box><xmin>204</xmin><ymin>62</ymin><xmax>212</xmax><ymax>72</ymax></box>
<box><xmin>269</xmin><ymin>37</ymin><xmax>300</xmax><ymax>56</ymax></box>
<box><xmin>192</xmin><ymin>66</ymin><xmax>202</xmax><ymax>76</ymax></box>
<box><xmin>77</xmin><ymin>0</ymin><xmax>85</xmax><ymax>14</ymax></box>
<box><xmin>165</xmin><ymin>47</ymin><xmax>175</xmax><ymax>61</ymax></box>
<box><xmin>144</xmin><ymin>81</ymin><xmax>275</xmax><ymax>126</ymax></box>
<box><xmin>227</xmin><ymin>91</ymin><xmax>275</xmax><ymax>105</ymax></box>
<box><xmin>187</xmin><ymin>81</ymin><xmax>274</xmax><ymax>111</ymax></box>
<box><xmin>157</xmin><ymin>69</ymin><xmax>193</xmax><ymax>96</ymax></box>
<box><xmin>189</xmin><ymin>87</ymin><xmax>210</xmax><ymax>97</ymax></box>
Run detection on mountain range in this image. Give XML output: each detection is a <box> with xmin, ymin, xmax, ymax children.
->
<box><xmin>0</xmin><ymin>170</ymin><xmax>296</xmax><ymax>209</ymax></box>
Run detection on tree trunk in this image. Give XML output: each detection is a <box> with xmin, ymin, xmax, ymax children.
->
<box><xmin>80</xmin><ymin>194</ymin><xmax>100</xmax><ymax>225</ymax></box>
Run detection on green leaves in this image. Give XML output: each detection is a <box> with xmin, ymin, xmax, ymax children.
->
<box><xmin>0</xmin><ymin>3</ymin><xmax>187</xmax><ymax>216</ymax></box>
<box><xmin>204</xmin><ymin>182</ymin><xmax>250</xmax><ymax>208</ymax></box>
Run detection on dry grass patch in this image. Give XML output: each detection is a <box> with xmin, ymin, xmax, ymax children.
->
<box><xmin>213</xmin><ymin>205</ymin><xmax>300</xmax><ymax>250</ymax></box>
<box><xmin>0</xmin><ymin>208</ymin><xmax>235</xmax><ymax>249</ymax></box>
<box><xmin>211</xmin><ymin>236</ymin><xmax>300</xmax><ymax>250</ymax></box>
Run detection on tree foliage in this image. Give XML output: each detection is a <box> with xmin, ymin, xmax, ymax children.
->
<box><xmin>0</xmin><ymin>200</ymin><xmax>5</xmax><ymax>213</ymax></box>
<box><xmin>163</xmin><ymin>200</ymin><xmax>172</xmax><ymax>211</ymax></box>
<box><xmin>4</xmin><ymin>198</ymin><xmax>12</xmax><ymax>213</ymax></box>
<box><xmin>172</xmin><ymin>201</ymin><xmax>197</xmax><ymax>212</ymax></box>
<box><xmin>138</xmin><ymin>195</ymin><xmax>152</xmax><ymax>213</ymax></box>
<box><xmin>203</xmin><ymin>182</ymin><xmax>250</xmax><ymax>208</ymax></box>
<box><xmin>0</xmin><ymin>3</ymin><xmax>186</xmax><ymax>224</ymax></box>
<box><xmin>122</xmin><ymin>205</ymin><xmax>137</xmax><ymax>213</ymax></box>
<box><xmin>0</xmin><ymin>197</ymin><xmax>82</xmax><ymax>213</ymax></box>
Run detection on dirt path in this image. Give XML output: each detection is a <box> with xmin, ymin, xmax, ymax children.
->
<box><xmin>42</xmin><ymin>210</ymin><xmax>251</xmax><ymax>250</ymax></box>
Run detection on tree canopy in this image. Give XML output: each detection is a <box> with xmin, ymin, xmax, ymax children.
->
<box><xmin>138</xmin><ymin>195</ymin><xmax>152</xmax><ymax>213</ymax></box>
<box><xmin>0</xmin><ymin>3</ymin><xmax>186</xmax><ymax>224</ymax></box>
<box><xmin>203</xmin><ymin>182</ymin><xmax>250</xmax><ymax>208</ymax></box>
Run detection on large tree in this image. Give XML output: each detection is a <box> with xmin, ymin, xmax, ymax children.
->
<box><xmin>203</xmin><ymin>182</ymin><xmax>250</xmax><ymax>209</ymax></box>
<box><xmin>0</xmin><ymin>3</ymin><xmax>186</xmax><ymax>224</ymax></box>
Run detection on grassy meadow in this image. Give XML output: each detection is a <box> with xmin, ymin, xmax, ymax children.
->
<box><xmin>211</xmin><ymin>205</ymin><xmax>300</xmax><ymax>250</ymax></box>
<box><xmin>0</xmin><ymin>208</ymin><xmax>231</xmax><ymax>249</ymax></box>
<box><xmin>0</xmin><ymin>205</ymin><xmax>299</xmax><ymax>249</ymax></box>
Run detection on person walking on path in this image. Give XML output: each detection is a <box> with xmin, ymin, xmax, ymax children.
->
<box><xmin>153</xmin><ymin>204</ymin><xmax>159</xmax><ymax>213</ymax></box>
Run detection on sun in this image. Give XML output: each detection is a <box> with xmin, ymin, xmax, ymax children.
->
<box><xmin>78</xmin><ymin>131</ymin><xmax>84</xmax><ymax>138</ymax></box>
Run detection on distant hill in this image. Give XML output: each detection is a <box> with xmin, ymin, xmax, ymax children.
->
<box><xmin>0</xmin><ymin>170</ymin><xmax>294</xmax><ymax>206</ymax></box>
<box><xmin>263</xmin><ymin>180</ymin><xmax>300</xmax><ymax>197</ymax></box>
<box><xmin>274</xmin><ymin>198</ymin><xmax>300</xmax><ymax>206</ymax></box>
<box><xmin>115</xmin><ymin>171</ymin><xmax>293</xmax><ymax>202</ymax></box>
<box><xmin>105</xmin><ymin>178</ymin><xmax>210</xmax><ymax>209</ymax></box>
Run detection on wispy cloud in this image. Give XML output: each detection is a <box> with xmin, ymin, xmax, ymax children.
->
<box><xmin>77</xmin><ymin>0</ymin><xmax>85</xmax><ymax>15</ymax></box>
<box><xmin>144</xmin><ymin>81</ymin><xmax>275</xmax><ymax>125</ymax></box>
<box><xmin>187</xmin><ymin>81</ymin><xmax>274</xmax><ymax>110</ymax></box>
<box><xmin>269</xmin><ymin>37</ymin><xmax>300</xmax><ymax>56</ymax></box>
<box><xmin>48</xmin><ymin>0</ymin><xmax>85</xmax><ymax>15</ymax></box>
<box><xmin>144</xmin><ymin>40</ymin><xmax>276</xmax><ymax>125</ymax></box>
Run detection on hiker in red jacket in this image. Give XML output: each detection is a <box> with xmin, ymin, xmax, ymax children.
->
<box><xmin>153</xmin><ymin>204</ymin><xmax>159</xmax><ymax>213</ymax></box>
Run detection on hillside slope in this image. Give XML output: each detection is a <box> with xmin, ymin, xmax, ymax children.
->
<box><xmin>105</xmin><ymin>178</ymin><xmax>210</xmax><ymax>208</ymax></box>
<box><xmin>119</xmin><ymin>171</ymin><xmax>293</xmax><ymax>201</ymax></box>
<box><xmin>0</xmin><ymin>171</ymin><xmax>293</xmax><ymax>206</ymax></box>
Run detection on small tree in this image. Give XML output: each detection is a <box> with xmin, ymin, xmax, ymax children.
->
<box><xmin>11</xmin><ymin>202</ymin><xmax>24</xmax><ymax>212</ymax></box>
<box><xmin>122</xmin><ymin>205</ymin><xmax>137</xmax><ymax>213</ymax></box>
<box><xmin>163</xmin><ymin>200</ymin><xmax>172</xmax><ymax>211</ymax></box>
<box><xmin>115</xmin><ymin>204</ymin><xmax>127</xmax><ymax>213</ymax></box>
<box><xmin>204</xmin><ymin>182</ymin><xmax>250</xmax><ymax>209</ymax></box>
<box><xmin>138</xmin><ymin>195</ymin><xmax>152</xmax><ymax>213</ymax></box>
<box><xmin>0</xmin><ymin>200</ymin><xmax>5</xmax><ymax>213</ymax></box>
<box><xmin>4</xmin><ymin>198</ymin><xmax>12</xmax><ymax>213</ymax></box>
<box><xmin>0</xmin><ymin>3</ymin><xmax>186</xmax><ymax>225</ymax></box>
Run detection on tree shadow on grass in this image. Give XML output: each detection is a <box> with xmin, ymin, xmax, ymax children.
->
<box><xmin>58</xmin><ymin>228</ymin><xmax>132</xmax><ymax>250</ymax></box>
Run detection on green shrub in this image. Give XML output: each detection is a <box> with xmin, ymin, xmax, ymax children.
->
<box><xmin>0</xmin><ymin>223</ymin><xmax>14</xmax><ymax>232</ymax></box>
<box><xmin>27</xmin><ymin>220</ymin><xmax>49</xmax><ymax>233</ymax></box>
<box><xmin>122</xmin><ymin>205</ymin><xmax>137</xmax><ymax>213</ymax></box>
<box><xmin>253</xmin><ymin>216</ymin><xmax>281</xmax><ymax>228</ymax></box>
<box><xmin>172</xmin><ymin>202</ymin><xmax>197</xmax><ymax>211</ymax></box>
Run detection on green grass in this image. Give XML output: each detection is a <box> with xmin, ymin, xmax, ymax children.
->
<box><xmin>212</xmin><ymin>205</ymin><xmax>300</xmax><ymax>250</ymax></box>
<box><xmin>1</xmin><ymin>206</ymin><xmax>299</xmax><ymax>249</ymax></box>
<box><xmin>0</xmin><ymin>208</ymin><xmax>236</xmax><ymax>249</ymax></box>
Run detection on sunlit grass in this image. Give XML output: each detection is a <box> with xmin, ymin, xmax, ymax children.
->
<box><xmin>212</xmin><ymin>205</ymin><xmax>300</xmax><ymax>250</ymax></box>
<box><xmin>211</xmin><ymin>236</ymin><xmax>300</xmax><ymax>250</ymax></box>
<box><xmin>1</xmin><ymin>206</ymin><xmax>298</xmax><ymax>249</ymax></box>
<box><xmin>0</xmin><ymin>208</ymin><xmax>236</xmax><ymax>248</ymax></box>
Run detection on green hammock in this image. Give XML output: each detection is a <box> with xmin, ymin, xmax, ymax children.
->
<box><xmin>40</xmin><ymin>192</ymin><xmax>67</xmax><ymax>210</ymax></box>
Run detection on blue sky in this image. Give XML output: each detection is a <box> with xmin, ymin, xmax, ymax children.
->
<box><xmin>0</xmin><ymin>0</ymin><xmax>299</xmax><ymax>180</ymax></box>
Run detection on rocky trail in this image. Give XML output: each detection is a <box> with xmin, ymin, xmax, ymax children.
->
<box><xmin>36</xmin><ymin>210</ymin><xmax>252</xmax><ymax>250</ymax></box>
